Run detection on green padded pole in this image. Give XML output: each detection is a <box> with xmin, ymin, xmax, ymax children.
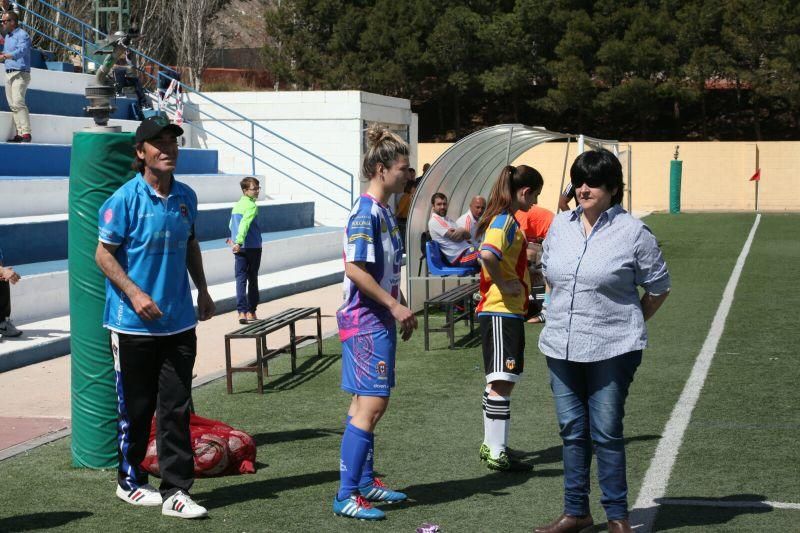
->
<box><xmin>69</xmin><ymin>131</ymin><xmax>135</xmax><ymax>468</ymax></box>
<box><xmin>669</xmin><ymin>159</ymin><xmax>682</xmax><ymax>214</ymax></box>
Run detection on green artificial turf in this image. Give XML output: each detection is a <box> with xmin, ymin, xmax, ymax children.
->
<box><xmin>653</xmin><ymin>213</ymin><xmax>800</xmax><ymax>532</ymax></box>
<box><xmin>0</xmin><ymin>213</ymin><xmax>796</xmax><ymax>532</ymax></box>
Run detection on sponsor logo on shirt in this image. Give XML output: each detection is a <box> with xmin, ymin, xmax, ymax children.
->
<box><xmin>349</xmin><ymin>233</ymin><xmax>373</xmax><ymax>243</ymax></box>
<box><xmin>104</xmin><ymin>208</ymin><xmax>113</xmax><ymax>224</ymax></box>
<box><xmin>350</xmin><ymin>216</ymin><xmax>371</xmax><ymax>228</ymax></box>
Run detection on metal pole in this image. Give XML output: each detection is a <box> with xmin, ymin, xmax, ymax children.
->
<box><xmin>504</xmin><ymin>126</ymin><xmax>514</xmax><ymax>165</ymax></box>
<box><xmin>250</xmin><ymin>122</ymin><xmax>255</xmax><ymax>176</ymax></box>
<box><xmin>754</xmin><ymin>145</ymin><xmax>760</xmax><ymax>212</ymax></box>
<box><xmin>578</xmin><ymin>134</ymin><xmax>585</xmax><ymax>154</ymax></box>
<box><xmin>81</xmin><ymin>25</ymin><xmax>86</xmax><ymax>72</ymax></box>
<box><xmin>559</xmin><ymin>137</ymin><xmax>571</xmax><ymax>197</ymax></box>
<box><xmin>627</xmin><ymin>144</ymin><xmax>633</xmax><ymax>213</ymax></box>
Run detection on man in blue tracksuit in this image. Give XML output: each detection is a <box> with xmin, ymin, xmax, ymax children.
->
<box><xmin>229</xmin><ymin>177</ymin><xmax>262</xmax><ymax>324</ymax></box>
<box><xmin>95</xmin><ymin>116</ymin><xmax>214</xmax><ymax>519</ymax></box>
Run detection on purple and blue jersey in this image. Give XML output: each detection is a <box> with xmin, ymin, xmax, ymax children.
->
<box><xmin>336</xmin><ymin>194</ymin><xmax>403</xmax><ymax>341</ymax></box>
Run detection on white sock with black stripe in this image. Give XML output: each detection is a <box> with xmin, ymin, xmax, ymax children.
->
<box><xmin>483</xmin><ymin>390</ymin><xmax>510</xmax><ymax>458</ymax></box>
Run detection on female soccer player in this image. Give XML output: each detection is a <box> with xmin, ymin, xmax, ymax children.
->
<box><xmin>475</xmin><ymin>164</ymin><xmax>543</xmax><ymax>472</ymax></box>
<box><xmin>333</xmin><ymin>126</ymin><xmax>418</xmax><ymax>521</ymax></box>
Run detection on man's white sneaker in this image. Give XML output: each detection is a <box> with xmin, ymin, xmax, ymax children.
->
<box><xmin>0</xmin><ymin>319</ymin><xmax>21</xmax><ymax>337</ymax></box>
<box><xmin>162</xmin><ymin>490</ymin><xmax>208</xmax><ymax>519</ymax></box>
<box><xmin>116</xmin><ymin>483</ymin><xmax>162</xmax><ymax>507</ymax></box>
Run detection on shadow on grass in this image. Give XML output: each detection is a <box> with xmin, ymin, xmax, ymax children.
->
<box><xmin>453</xmin><ymin>329</ymin><xmax>481</xmax><ymax>348</ymax></box>
<box><xmin>0</xmin><ymin>511</ymin><xmax>92</xmax><ymax>532</ymax></box>
<box><xmin>630</xmin><ymin>494</ymin><xmax>774</xmax><ymax>531</ymax></box>
<box><xmin>514</xmin><ymin>434</ymin><xmax>662</xmax><ymax>465</ymax></box>
<box><xmin>391</xmin><ymin>469</ymin><xmax>562</xmax><ymax>510</ymax></box>
<box><xmin>269</xmin><ymin>353</ymin><xmax>340</xmax><ymax>391</ymax></box>
<box><xmin>250</xmin><ymin>427</ymin><xmax>341</xmax><ymax>447</ymax></box>
<box><xmin>197</xmin><ymin>470</ymin><xmax>339</xmax><ymax>508</ymax></box>
<box><xmin>232</xmin><ymin>352</ymin><xmax>340</xmax><ymax>394</ymax></box>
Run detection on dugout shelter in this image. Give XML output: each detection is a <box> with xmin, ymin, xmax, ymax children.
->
<box><xmin>406</xmin><ymin>124</ymin><xmax>628</xmax><ymax>310</ymax></box>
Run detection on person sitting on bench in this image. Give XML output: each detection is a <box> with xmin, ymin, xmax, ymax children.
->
<box><xmin>427</xmin><ymin>192</ymin><xmax>479</xmax><ymax>270</ymax></box>
<box><xmin>456</xmin><ymin>195</ymin><xmax>486</xmax><ymax>243</ymax></box>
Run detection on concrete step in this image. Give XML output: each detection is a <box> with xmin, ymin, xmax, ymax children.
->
<box><xmin>0</xmin><ymin>258</ymin><xmax>344</xmax><ymax>373</ymax></box>
<box><xmin>6</xmin><ymin>226</ymin><xmax>342</xmax><ymax>324</ymax></box>
<box><xmin>0</xmin><ymin>198</ymin><xmax>315</xmax><ymax>265</ymax></box>
<box><xmin>0</xmin><ymin>142</ymin><xmax>218</xmax><ymax>177</ymax></box>
<box><xmin>0</xmin><ymin>174</ymin><xmax>269</xmax><ymax>218</ymax></box>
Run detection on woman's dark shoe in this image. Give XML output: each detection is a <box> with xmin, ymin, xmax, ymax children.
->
<box><xmin>533</xmin><ymin>513</ymin><xmax>593</xmax><ymax>533</ymax></box>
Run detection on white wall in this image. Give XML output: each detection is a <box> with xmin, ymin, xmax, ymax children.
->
<box><xmin>184</xmin><ymin>90</ymin><xmax>416</xmax><ymax>226</ymax></box>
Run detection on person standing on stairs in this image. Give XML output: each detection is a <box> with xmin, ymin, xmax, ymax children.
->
<box><xmin>229</xmin><ymin>176</ymin><xmax>263</xmax><ymax>324</ymax></box>
<box><xmin>1</xmin><ymin>11</ymin><xmax>31</xmax><ymax>143</ymax></box>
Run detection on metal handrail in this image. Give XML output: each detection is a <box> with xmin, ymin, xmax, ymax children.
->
<box><xmin>20</xmin><ymin>0</ymin><xmax>355</xmax><ymax>213</ymax></box>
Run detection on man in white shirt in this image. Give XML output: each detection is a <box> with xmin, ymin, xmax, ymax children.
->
<box><xmin>456</xmin><ymin>195</ymin><xmax>486</xmax><ymax>243</ymax></box>
<box><xmin>427</xmin><ymin>192</ymin><xmax>479</xmax><ymax>269</ymax></box>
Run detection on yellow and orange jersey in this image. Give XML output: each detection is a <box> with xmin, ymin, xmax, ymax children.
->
<box><xmin>476</xmin><ymin>211</ymin><xmax>530</xmax><ymax>318</ymax></box>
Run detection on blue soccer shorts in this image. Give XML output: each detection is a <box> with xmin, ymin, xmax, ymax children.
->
<box><xmin>341</xmin><ymin>327</ymin><xmax>396</xmax><ymax>397</ymax></box>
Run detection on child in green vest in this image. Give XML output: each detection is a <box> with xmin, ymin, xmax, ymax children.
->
<box><xmin>229</xmin><ymin>177</ymin><xmax>263</xmax><ymax>323</ymax></box>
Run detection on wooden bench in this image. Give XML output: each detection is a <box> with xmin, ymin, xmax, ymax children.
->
<box><xmin>423</xmin><ymin>281</ymin><xmax>480</xmax><ymax>350</ymax></box>
<box><xmin>224</xmin><ymin>307</ymin><xmax>322</xmax><ymax>394</ymax></box>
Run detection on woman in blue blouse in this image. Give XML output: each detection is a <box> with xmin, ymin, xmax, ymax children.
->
<box><xmin>534</xmin><ymin>149</ymin><xmax>671</xmax><ymax>533</ymax></box>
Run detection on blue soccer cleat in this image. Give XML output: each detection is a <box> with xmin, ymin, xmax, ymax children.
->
<box><xmin>359</xmin><ymin>477</ymin><xmax>408</xmax><ymax>503</ymax></box>
<box><xmin>332</xmin><ymin>494</ymin><xmax>386</xmax><ymax>520</ymax></box>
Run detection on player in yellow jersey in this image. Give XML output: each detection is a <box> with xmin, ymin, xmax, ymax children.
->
<box><xmin>475</xmin><ymin>164</ymin><xmax>544</xmax><ymax>471</ymax></box>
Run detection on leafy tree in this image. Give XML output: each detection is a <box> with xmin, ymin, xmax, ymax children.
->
<box><xmin>260</xmin><ymin>0</ymin><xmax>800</xmax><ymax>140</ymax></box>
<box><xmin>424</xmin><ymin>5</ymin><xmax>484</xmax><ymax>130</ymax></box>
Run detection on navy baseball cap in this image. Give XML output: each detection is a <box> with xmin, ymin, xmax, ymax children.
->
<box><xmin>135</xmin><ymin>115</ymin><xmax>184</xmax><ymax>143</ymax></box>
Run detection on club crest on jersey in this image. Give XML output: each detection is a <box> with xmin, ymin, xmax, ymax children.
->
<box><xmin>180</xmin><ymin>204</ymin><xmax>188</xmax><ymax>217</ymax></box>
<box><xmin>380</xmin><ymin>218</ymin><xmax>387</xmax><ymax>233</ymax></box>
<box><xmin>505</xmin><ymin>357</ymin><xmax>516</xmax><ymax>371</ymax></box>
<box><xmin>376</xmin><ymin>360</ymin><xmax>387</xmax><ymax>376</ymax></box>
<box><xmin>103</xmin><ymin>208</ymin><xmax>113</xmax><ymax>224</ymax></box>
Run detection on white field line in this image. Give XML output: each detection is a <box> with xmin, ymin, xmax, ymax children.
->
<box><xmin>658</xmin><ymin>498</ymin><xmax>800</xmax><ymax>511</ymax></box>
<box><xmin>631</xmin><ymin>214</ymin><xmax>762</xmax><ymax>532</ymax></box>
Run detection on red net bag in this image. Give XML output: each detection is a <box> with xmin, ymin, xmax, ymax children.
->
<box><xmin>140</xmin><ymin>413</ymin><xmax>257</xmax><ymax>477</ymax></box>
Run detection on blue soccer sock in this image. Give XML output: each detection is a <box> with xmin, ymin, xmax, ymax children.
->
<box><xmin>337</xmin><ymin>422</ymin><xmax>372</xmax><ymax>501</ymax></box>
<box><xmin>344</xmin><ymin>414</ymin><xmax>375</xmax><ymax>487</ymax></box>
<box><xmin>359</xmin><ymin>432</ymin><xmax>375</xmax><ymax>487</ymax></box>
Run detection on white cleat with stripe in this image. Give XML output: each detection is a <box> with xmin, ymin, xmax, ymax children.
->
<box><xmin>161</xmin><ymin>490</ymin><xmax>208</xmax><ymax>519</ymax></box>
<box><xmin>116</xmin><ymin>483</ymin><xmax>162</xmax><ymax>507</ymax></box>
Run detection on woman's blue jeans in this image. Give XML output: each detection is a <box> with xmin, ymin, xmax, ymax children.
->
<box><xmin>546</xmin><ymin>350</ymin><xmax>642</xmax><ymax>520</ymax></box>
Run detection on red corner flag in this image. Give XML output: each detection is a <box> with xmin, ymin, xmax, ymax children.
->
<box><xmin>750</xmin><ymin>168</ymin><xmax>761</xmax><ymax>181</ymax></box>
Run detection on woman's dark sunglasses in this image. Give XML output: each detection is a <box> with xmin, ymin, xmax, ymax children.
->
<box><xmin>571</xmin><ymin>177</ymin><xmax>606</xmax><ymax>188</ymax></box>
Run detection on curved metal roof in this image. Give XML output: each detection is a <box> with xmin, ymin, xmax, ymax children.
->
<box><xmin>406</xmin><ymin>124</ymin><xmax>619</xmax><ymax>308</ymax></box>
